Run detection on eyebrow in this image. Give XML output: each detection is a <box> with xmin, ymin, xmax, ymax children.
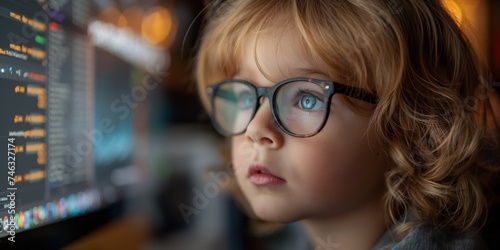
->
<box><xmin>293</xmin><ymin>68</ymin><xmax>329</xmax><ymax>79</ymax></box>
<box><xmin>234</xmin><ymin>68</ymin><xmax>330</xmax><ymax>84</ymax></box>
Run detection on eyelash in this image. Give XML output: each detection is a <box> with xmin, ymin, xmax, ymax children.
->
<box><xmin>297</xmin><ymin>89</ymin><xmax>322</xmax><ymax>99</ymax></box>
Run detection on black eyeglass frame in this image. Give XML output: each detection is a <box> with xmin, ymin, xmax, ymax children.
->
<box><xmin>206</xmin><ymin>77</ymin><xmax>378</xmax><ymax>138</ymax></box>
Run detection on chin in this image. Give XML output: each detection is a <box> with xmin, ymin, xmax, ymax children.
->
<box><xmin>248</xmin><ymin>197</ymin><xmax>304</xmax><ymax>223</ymax></box>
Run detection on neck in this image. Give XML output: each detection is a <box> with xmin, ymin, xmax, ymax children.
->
<box><xmin>303</xmin><ymin>196</ymin><xmax>388</xmax><ymax>250</ymax></box>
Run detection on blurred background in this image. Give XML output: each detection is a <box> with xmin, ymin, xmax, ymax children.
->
<box><xmin>0</xmin><ymin>0</ymin><xmax>498</xmax><ymax>249</ymax></box>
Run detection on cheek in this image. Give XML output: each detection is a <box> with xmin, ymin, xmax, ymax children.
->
<box><xmin>291</xmin><ymin>112</ymin><xmax>387</xmax><ymax>208</ymax></box>
<box><xmin>230</xmin><ymin>136</ymin><xmax>251</xmax><ymax>176</ymax></box>
<box><xmin>293</xmin><ymin>142</ymin><xmax>363</xmax><ymax>190</ymax></box>
<box><xmin>291</xmin><ymin>140</ymin><xmax>386</xmax><ymax>213</ymax></box>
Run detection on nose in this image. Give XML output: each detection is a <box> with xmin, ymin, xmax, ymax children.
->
<box><xmin>244</xmin><ymin>98</ymin><xmax>284</xmax><ymax>149</ymax></box>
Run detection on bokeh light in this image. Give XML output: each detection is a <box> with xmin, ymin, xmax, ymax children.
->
<box><xmin>141</xmin><ymin>7</ymin><xmax>174</xmax><ymax>48</ymax></box>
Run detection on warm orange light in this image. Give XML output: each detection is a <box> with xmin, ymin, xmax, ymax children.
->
<box><xmin>442</xmin><ymin>0</ymin><xmax>463</xmax><ymax>25</ymax></box>
<box><xmin>141</xmin><ymin>7</ymin><xmax>173</xmax><ymax>47</ymax></box>
<box><xmin>462</xmin><ymin>0</ymin><xmax>481</xmax><ymax>10</ymax></box>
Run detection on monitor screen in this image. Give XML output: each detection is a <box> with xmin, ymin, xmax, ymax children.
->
<box><xmin>0</xmin><ymin>0</ymin><xmax>147</xmax><ymax>243</ymax></box>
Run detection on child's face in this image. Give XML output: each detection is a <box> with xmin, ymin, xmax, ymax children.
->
<box><xmin>230</xmin><ymin>31</ymin><xmax>389</xmax><ymax>222</ymax></box>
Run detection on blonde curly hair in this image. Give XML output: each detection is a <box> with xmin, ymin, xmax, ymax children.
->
<box><xmin>195</xmin><ymin>0</ymin><xmax>500</xmax><ymax>239</ymax></box>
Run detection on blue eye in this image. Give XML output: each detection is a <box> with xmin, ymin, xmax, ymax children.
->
<box><xmin>300</xmin><ymin>95</ymin><xmax>317</xmax><ymax>109</ymax></box>
<box><xmin>297</xmin><ymin>91</ymin><xmax>324</xmax><ymax>111</ymax></box>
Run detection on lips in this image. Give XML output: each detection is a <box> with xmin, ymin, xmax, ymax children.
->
<box><xmin>248</xmin><ymin>164</ymin><xmax>285</xmax><ymax>186</ymax></box>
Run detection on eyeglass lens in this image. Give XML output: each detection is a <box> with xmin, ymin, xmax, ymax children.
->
<box><xmin>212</xmin><ymin>80</ymin><xmax>328</xmax><ymax>136</ymax></box>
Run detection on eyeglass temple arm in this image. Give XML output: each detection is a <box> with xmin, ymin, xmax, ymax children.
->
<box><xmin>334</xmin><ymin>83</ymin><xmax>378</xmax><ymax>104</ymax></box>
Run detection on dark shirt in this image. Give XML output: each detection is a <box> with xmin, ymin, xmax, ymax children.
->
<box><xmin>372</xmin><ymin>225</ymin><xmax>488</xmax><ymax>250</ymax></box>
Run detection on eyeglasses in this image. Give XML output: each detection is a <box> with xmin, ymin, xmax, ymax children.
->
<box><xmin>206</xmin><ymin>77</ymin><xmax>378</xmax><ymax>138</ymax></box>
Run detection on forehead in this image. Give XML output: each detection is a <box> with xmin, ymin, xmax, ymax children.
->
<box><xmin>236</xmin><ymin>23</ymin><xmax>327</xmax><ymax>84</ymax></box>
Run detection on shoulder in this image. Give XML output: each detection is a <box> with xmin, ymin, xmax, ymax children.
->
<box><xmin>373</xmin><ymin>225</ymin><xmax>488</xmax><ymax>250</ymax></box>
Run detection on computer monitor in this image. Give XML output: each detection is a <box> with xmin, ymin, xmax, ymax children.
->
<box><xmin>0</xmin><ymin>0</ymin><xmax>152</xmax><ymax>247</ymax></box>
